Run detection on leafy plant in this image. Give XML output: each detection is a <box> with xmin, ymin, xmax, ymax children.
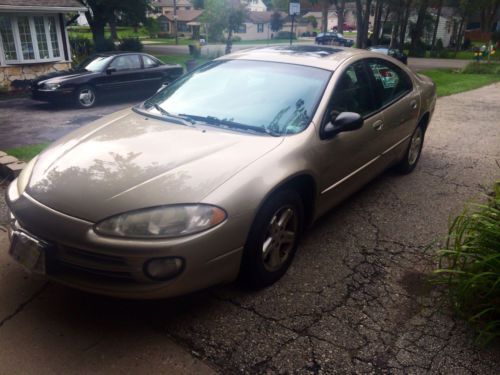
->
<box><xmin>434</xmin><ymin>182</ymin><xmax>500</xmax><ymax>344</ymax></box>
<box><xmin>462</xmin><ymin>62</ymin><xmax>500</xmax><ymax>74</ymax></box>
<box><xmin>118</xmin><ymin>37</ymin><xmax>143</xmax><ymax>52</ymax></box>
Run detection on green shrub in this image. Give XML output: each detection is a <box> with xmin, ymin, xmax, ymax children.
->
<box><xmin>492</xmin><ymin>31</ymin><xmax>500</xmax><ymax>44</ymax></box>
<box><xmin>462</xmin><ymin>62</ymin><xmax>500</xmax><ymax>74</ymax></box>
<box><xmin>118</xmin><ymin>37</ymin><xmax>143</xmax><ymax>52</ymax></box>
<box><xmin>157</xmin><ymin>32</ymin><xmax>172</xmax><ymax>39</ymax></box>
<box><xmin>434</xmin><ymin>182</ymin><xmax>500</xmax><ymax>344</ymax></box>
<box><xmin>94</xmin><ymin>37</ymin><xmax>115</xmax><ymax>52</ymax></box>
<box><xmin>276</xmin><ymin>31</ymin><xmax>296</xmax><ymax>40</ymax></box>
<box><xmin>69</xmin><ymin>36</ymin><xmax>94</xmax><ymax>67</ymax></box>
<box><xmin>231</xmin><ymin>35</ymin><xmax>242</xmax><ymax>42</ymax></box>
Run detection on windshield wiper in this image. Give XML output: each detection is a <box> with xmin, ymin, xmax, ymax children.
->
<box><xmin>152</xmin><ymin>104</ymin><xmax>196</xmax><ymax>126</ymax></box>
<box><xmin>178</xmin><ymin>114</ymin><xmax>281</xmax><ymax>137</ymax></box>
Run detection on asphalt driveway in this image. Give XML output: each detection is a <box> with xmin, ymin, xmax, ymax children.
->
<box><xmin>1</xmin><ymin>84</ymin><xmax>499</xmax><ymax>374</ymax></box>
<box><xmin>0</xmin><ymin>97</ymin><xmax>139</xmax><ymax>149</ymax></box>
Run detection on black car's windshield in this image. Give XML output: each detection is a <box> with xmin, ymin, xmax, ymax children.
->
<box><xmin>78</xmin><ymin>55</ymin><xmax>114</xmax><ymax>72</ymax></box>
<box><xmin>141</xmin><ymin>60</ymin><xmax>331</xmax><ymax>136</ymax></box>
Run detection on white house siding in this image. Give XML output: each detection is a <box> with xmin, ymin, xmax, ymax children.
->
<box><xmin>246</xmin><ymin>0</ymin><xmax>267</xmax><ymax>12</ymax></box>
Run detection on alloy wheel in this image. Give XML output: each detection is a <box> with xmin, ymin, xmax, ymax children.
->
<box><xmin>78</xmin><ymin>88</ymin><xmax>95</xmax><ymax>107</ymax></box>
<box><xmin>408</xmin><ymin>127</ymin><xmax>423</xmax><ymax>165</ymax></box>
<box><xmin>262</xmin><ymin>206</ymin><xmax>298</xmax><ymax>272</ymax></box>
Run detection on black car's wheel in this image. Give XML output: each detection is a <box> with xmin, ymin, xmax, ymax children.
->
<box><xmin>396</xmin><ymin>123</ymin><xmax>425</xmax><ymax>174</ymax></box>
<box><xmin>240</xmin><ymin>190</ymin><xmax>303</xmax><ymax>288</ymax></box>
<box><xmin>75</xmin><ymin>85</ymin><xmax>97</xmax><ymax>108</ymax></box>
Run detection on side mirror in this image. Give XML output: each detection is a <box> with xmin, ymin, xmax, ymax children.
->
<box><xmin>106</xmin><ymin>67</ymin><xmax>116</xmax><ymax>75</ymax></box>
<box><xmin>321</xmin><ymin>112</ymin><xmax>363</xmax><ymax>139</ymax></box>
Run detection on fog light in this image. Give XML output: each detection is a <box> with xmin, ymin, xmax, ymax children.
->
<box><xmin>144</xmin><ymin>257</ymin><xmax>184</xmax><ymax>281</ymax></box>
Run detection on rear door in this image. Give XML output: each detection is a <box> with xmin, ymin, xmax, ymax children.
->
<box><xmin>98</xmin><ymin>54</ymin><xmax>144</xmax><ymax>94</ymax></box>
<box><xmin>365</xmin><ymin>58</ymin><xmax>419</xmax><ymax>159</ymax></box>
<box><xmin>141</xmin><ymin>54</ymin><xmax>166</xmax><ymax>94</ymax></box>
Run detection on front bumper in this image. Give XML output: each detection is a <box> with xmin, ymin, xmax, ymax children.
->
<box><xmin>31</xmin><ymin>87</ymin><xmax>74</xmax><ymax>102</ymax></box>
<box><xmin>5</xmin><ymin>182</ymin><xmax>246</xmax><ymax>299</ymax></box>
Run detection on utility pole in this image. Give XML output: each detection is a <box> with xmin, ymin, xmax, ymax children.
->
<box><xmin>174</xmin><ymin>0</ymin><xmax>178</xmax><ymax>45</ymax></box>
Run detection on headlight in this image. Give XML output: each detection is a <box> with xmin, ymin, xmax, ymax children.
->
<box><xmin>42</xmin><ymin>82</ymin><xmax>60</xmax><ymax>90</ymax></box>
<box><xmin>94</xmin><ymin>204</ymin><xmax>227</xmax><ymax>239</ymax></box>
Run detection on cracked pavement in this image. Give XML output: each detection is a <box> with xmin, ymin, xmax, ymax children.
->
<box><xmin>1</xmin><ymin>83</ymin><xmax>500</xmax><ymax>374</ymax></box>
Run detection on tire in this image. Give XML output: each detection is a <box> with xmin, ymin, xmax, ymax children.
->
<box><xmin>74</xmin><ymin>85</ymin><xmax>97</xmax><ymax>108</ymax></box>
<box><xmin>240</xmin><ymin>190</ymin><xmax>303</xmax><ymax>288</ymax></box>
<box><xmin>395</xmin><ymin>123</ymin><xmax>425</xmax><ymax>174</ymax></box>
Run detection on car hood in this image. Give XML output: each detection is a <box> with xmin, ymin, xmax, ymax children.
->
<box><xmin>34</xmin><ymin>69</ymin><xmax>96</xmax><ymax>85</ymax></box>
<box><xmin>26</xmin><ymin>109</ymin><xmax>284</xmax><ymax>222</ymax></box>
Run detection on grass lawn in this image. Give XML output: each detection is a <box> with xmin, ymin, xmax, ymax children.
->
<box><xmin>68</xmin><ymin>26</ymin><xmax>149</xmax><ymax>40</ymax></box>
<box><xmin>155</xmin><ymin>55</ymin><xmax>211</xmax><ymax>69</ymax></box>
<box><xmin>143</xmin><ymin>38</ymin><xmax>195</xmax><ymax>45</ymax></box>
<box><xmin>6</xmin><ymin>143</ymin><xmax>48</xmax><ymax>161</ymax></box>
<box><xmin>419</xmin><ymin>69</ymin><xmax>500</xmax><ymax>97</ymax></box>
<box><xmin>144</xmin><ymin>38</ymin><xmax>307</xmax><ymax>45</ymax></box>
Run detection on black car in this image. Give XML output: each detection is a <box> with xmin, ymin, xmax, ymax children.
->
<box><xmin>315</xmin><ymin>32</ymin><xmax>354</xmax><ymax>47</ymax></box>
<box><xmin>31</xmin><ymin>52</ymin><xmax>184</xmax><ymax>108</ymax></box>
<box><xmin>368</xmin><ymin>46</ymin><xmax>408</xmax><ymax>65</ymax></box>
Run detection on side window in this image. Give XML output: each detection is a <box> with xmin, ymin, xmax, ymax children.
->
<box><xmin>143</xmin><ymin>55</ymin><xmax>159</xmax><ymax>68</ymax></box>
<box><xmin>329</xmin><ymin>61</ymin><xmax>375</xmax><ymax>118</ymax></box>
<box><xmin>109</xmin><ymin>55</ymin><xmax>141</xmax><ymax>71</ymax></box>
<box><xmin>367</xmin><ymin>59</ymin><xmax>412</xmax><ymax>107</ymax></box>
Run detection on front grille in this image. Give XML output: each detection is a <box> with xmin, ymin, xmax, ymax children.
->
<box><xmin>46</xmin><ymin>245</ymin><xmax>148</xmax><ymax>284</ymax></box>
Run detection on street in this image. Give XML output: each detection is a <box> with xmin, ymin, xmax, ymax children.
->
<box><xmin>1</xmin><ymin>83</ymin><xmax>499</xmax><ymax>373</ymax></box>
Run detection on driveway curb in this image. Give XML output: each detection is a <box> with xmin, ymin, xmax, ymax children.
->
<box><xmin>0</xmin><ymin>151</ymin><xmax>25</xmax><ymax>181</ymax></box>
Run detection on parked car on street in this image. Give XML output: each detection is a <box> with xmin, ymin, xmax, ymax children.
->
<box><xmin>6</xmin><ymin>46</ymin><xmax>436</xmax><ymax>299</ymax></box>
<box><xmin>332</xmin><ymin>23</ymin><xmax>355</xmax><ymax>32</ymax></box>
<box><xmin>368</xmin><ymin>46</ymin><xmax>408</xmax><ymax>65</ymax></box>
<box><xmin>315</xmin><ymin>32</ymin><xmax>354</xmax><ymax>47</ymax></box>
<box><xmin>31</xmin><ymin>52</ymin><xmax>184</xmax><ymax>108</ymax></box>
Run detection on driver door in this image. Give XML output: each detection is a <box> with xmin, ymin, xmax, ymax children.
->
<box><xmin>313</xmin><ymin>60</ymin><xmax>388</xmax><ymax>214</ymax></box>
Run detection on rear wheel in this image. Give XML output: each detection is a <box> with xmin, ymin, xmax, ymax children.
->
<box><xmin>75</xmin><ymin>85</ymin><xmax>97</xmax><ymax>108</ymax></box>
<box><xmin>240</xmin><ymin>190</ymin><xmax>303</xmax><ymax>288</ymax></box>
<box><xmin>396</xmin><ymin>124</ymin><xmax>425</xmax><ymax>174</ymax></box>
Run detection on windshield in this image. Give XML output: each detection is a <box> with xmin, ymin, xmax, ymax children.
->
<box><xmin>78</xmin><ymin>55</ymin><xmax>114</xmax><ymax>72</ymax></box>
<box><xmin>141</xmin><ymin>60</ymin><xmax>330</xmax><ymax>136</ymax></box>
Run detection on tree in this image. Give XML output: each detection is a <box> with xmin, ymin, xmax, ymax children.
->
<box><xmin>355</xmin><ymin>0</ymin><xmax>373</xmax><ymax>49</ymax></box>
<box><xmin>79</xmin><ymin>0</ymin><xmax>150</xmax><ymax>44</ymax></box>
<box><xmin>334</xmin><ymin>0</ymin><xmax>346</xmax><ymax>34</ymax></box>
<box><xmin>430</xmin><ymin>0</ymin><xmax>443</xmax><ymax>51</ymax></box>
<box><xmin>201</xmin><ymin>0</ymin><xmax>247</xmax><ymax>53</ymax></box>
<box><xmin>409</xmin><ymin>0</ymin><xmax>429</xmax><ymax>56</ymax></box>
<box><xmin>270</xmin><ymin>11</ymin><xmax>285</xmax><ymax>32</ymax></box>
<box><xmin>479</xmin><ymin>0</ymin><xmax>500</xmax><ymax>33</ymax></box>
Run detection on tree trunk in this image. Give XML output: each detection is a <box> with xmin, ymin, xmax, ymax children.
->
<box><xmin>362</xmin><ymin>0</ymin><xmax>372</xmax><ymax>48</ymax></box>
<box><xmin>372</xmin><ymin>0</ymin><xmax>383</xmax><ymax>44</ymax></box>
<box><xmin>399</xmin><ymin>0</ymin><xmax>412</xmax><ymax>51</ymax></box>
<box><xmin>321</xmin><ymin>0</ymin><xmax>329</xmax><ymax>33</ymax></box>
<box><xmin>485</xmin><ymin>0</ymin><xmax>500</xmax><ymax>33</ymax></box>
<box><xmin>355</xmin><ymin>0</ymin><xmax>364</xmax><ymax>48</ymax></box>
<box><xmin>409</xmin><ymin>0</ymin><xmax>429</xmax><ymax>56</ymax></box>
<box><xmin>337</xmin><ymin>0</ymin><xmax>346</xmax><ymax>34</ymax></box>
<box><xmin>109</xmin><ymin>13</ymin><xmax>119</xmax><ymax>41</ymax></box>
<box><xmin>89</xmin><ymin>14</ymin><xmax>106</xmax><ymax>44</ymax></box>
<box><xmin>389</xmin><ymin>9</ymin><xmax>401</xmax><ymax>49</ymax></box>
<box><xmin>430</xmin><ymin>0</ymin><xmax>443</xmax><ymax>51</ymax></box>
<box><xmin>225</xmin><ymin>29</ymin><xmax>233</xmax><ymax>54</ymax></box>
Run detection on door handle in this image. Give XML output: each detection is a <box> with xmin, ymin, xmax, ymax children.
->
<box><xmin>410</xmin><ymin>100</ymin><xmax>418</xmax><ymax>110</ymax></box>
<box><xmin>372</xmin><ymin>120</ymin><xmax>384</xmax><ymax>131</ymax></box>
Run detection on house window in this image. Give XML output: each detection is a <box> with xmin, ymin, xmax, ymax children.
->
<box><xmin>0</xmin><ymin>14</ymin><xmax>64</xmax><ymax>65</ymax></box>
<box><xmin>238</xmin><ymin>24</ymin><xmax>246</xmax><ymax>33</ymax></box>
<box><xmin>257</xmin><ymin>23</ymin><xmax>264</xmax><ymax>33</ymax></box>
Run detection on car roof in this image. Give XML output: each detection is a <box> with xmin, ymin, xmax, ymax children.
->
<box><xmin>219</xmin><ymin>45</ymin><xmax>365</xmax><ymax>71</ymax></box>
<box><xmin>94</xmin><ymin>51</ymin><xmax>149</xmax><ymax>57</ymax></box>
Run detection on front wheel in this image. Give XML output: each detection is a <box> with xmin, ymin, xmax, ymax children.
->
<box><xmin>74</xmin><ymin>85</ymin><xmax>97</xmax><ymax>108</ymax></box>
<box><xmin>240</xmin><ymin>190</ymin><xmax>303</xmax><ymax>288</ymax></box>
<box><xmin>395</xmin><ymin>124</ymin><xmax>425</xmax><ymax>174</ymax></box>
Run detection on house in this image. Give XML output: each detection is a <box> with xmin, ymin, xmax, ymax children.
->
<box><xmin>244</xmin><ymin>0</ymin><xmax>267</xmax><ymax>12</ymax></box>
<box><xmin>404</xmin><ymin>7</ymin><xmax>461</xmax><ymax>47</ymax></box>
<box><xmin>0</xmin><ymin>0</ymin><xmax>87</xmax><ymax>91</ymax></box>
<box><xmin>152</xmin><ymin>0</ymin><xmax>194</xmax><ymax>16</ymax></box>
<box><xmin>163</xmin><ymin>10</ymin><xmax>203</xmax><ymax>38</ymax></box>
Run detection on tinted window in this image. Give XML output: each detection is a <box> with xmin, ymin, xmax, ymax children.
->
<box><xmin>78</xmin><ymin>55</ymin><xmax>113</xmax><ymax>72</ymax></box>
<box><xmin>143</xmin><ymin>55</ymin><xmax>160</xmax><ymax>68</ymax></box>
<box><xmin>367</xmin><ymin>59</ymin><xmax>412</xmax><ymax>107</ymax></box>
<box><xmin>329</xmin><ymin>61</ymin><xmax>375</xmax><ymax>118</ymax></box>
<box><xmin>109</xmin><ymin>55</ymin><xmax>141</xmax><ymax>71</ymax></box>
